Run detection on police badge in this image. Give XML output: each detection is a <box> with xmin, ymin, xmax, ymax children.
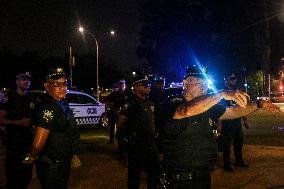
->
<box><xmin>43</xmin><ymin>110</ymin><xmax>54</xmax><ymax>122</ymax></box>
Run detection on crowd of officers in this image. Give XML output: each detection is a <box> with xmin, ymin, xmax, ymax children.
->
<box><xmin>0</xmin><ymin>64</ymin><xmax>281</xmax><ymax>189</ymax></box>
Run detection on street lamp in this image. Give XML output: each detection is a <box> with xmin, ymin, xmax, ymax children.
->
<box><xmin>78</xmin><ymin>26</ymin><xmax>116</xmax><ymax>101</ymax></box>
<box><xmin>78</xmin><ymin>26</ymin><xmax>100</xmax><ymax>101</ymax></box>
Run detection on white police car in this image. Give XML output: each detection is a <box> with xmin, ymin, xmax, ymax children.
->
<box><xmin>28</xmin><ymin>90</ymin><xmax>107</xmax><ymax>128</ymax></box>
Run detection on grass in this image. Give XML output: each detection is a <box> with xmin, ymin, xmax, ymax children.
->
<box><xmin>244</xmin><ymin>110</ymin><xmax>284</xmax><ymax>146</ymax></box>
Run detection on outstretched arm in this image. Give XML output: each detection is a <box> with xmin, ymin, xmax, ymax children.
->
<box><xmin>219</xmin><ymin>100</ymin><xmax>281</xmax><ymax>120</ymax></box>
<box><xmin>174</xmin><ymin>90</ymin><xmax>249</xmax><ymax>119</ymax></box>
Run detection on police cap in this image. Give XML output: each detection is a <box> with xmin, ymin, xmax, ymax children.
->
<box><xmin>183</xmin><ymin>65</ymin><xmax>207</xmax><ymax>79</ymax></box>
<box><xmin>224</xmin><ymin>73</ymin><xmax>237</xmax><ymax>81</ymax></box>
<box><xmin>16</xmin><ymin>71</ymin><xmax>31</xmax><ymax>80</ymax></box>
<box><xmin>132</xmin><ymin>75</ymin><xmax>149</xmax><ymax>87</ymax></box>
<box><xmin>45</xmin><ymin>67</ymin><xmax>66</xmax><ymax>82</ymax></box>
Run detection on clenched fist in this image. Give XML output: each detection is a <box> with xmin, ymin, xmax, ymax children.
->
<box><xmin>220</xmin><ymin>90</ymin><xmax>250</xmax><ymax>108</ymax></box>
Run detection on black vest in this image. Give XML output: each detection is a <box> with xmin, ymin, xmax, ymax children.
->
<box><xmin>163</xmin><ymin>97</ymin><xmax>225</xmax><ymax>171</ymax></box>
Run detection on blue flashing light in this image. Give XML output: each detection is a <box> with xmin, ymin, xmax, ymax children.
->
<box><xmin>169</xmin><ymin>82</ymin><xmax>183</xmax><ymax>88</ymax></box>
<box><xmin>244</xmin><ymin>83</ymin><xmax>248</xmax><ymax>87</ymax></box>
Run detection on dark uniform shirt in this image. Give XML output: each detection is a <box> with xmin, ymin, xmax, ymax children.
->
<box><xmin>0</xmin><ymin>91</ymin><xmax>35</xmax><ymax>158</ymax></box>
<box><xmin>163</xmin><ymin>96</ymin><xmax>226</xmax><ymax>171</ymax></box>
<box><xmin>107</xmin><ymin>90</ymin><xmax>131</xmax><ymax>112</ymax></box>
<box><xmin>34</xmin><ymin>94</ymin><xmax>80</xmax><ymax>160</ymax></box>
<box><xmin>120</xmin><ymin>95</ymin><xmax>155</xmax><ymax>142</ymax></box>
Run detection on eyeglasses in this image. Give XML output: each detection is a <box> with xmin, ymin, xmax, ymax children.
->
<box><xmin>49</xmin><ymin>81</ymin><xmax>68</xmax><ymax>88</ymax></box>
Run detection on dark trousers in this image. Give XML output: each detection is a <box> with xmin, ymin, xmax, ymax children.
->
<box><xmin>127</xmin><ymin>142</ymin><xmax>161</xmax><ymax>189</ymax></box>
<box><xmin>116</xmin><ymin>129</ymin><xmax>126</xmax><ymax>157</ymax></box>
<box><xmin>108</xmin><ymin>111</ymin><xmax>118</xmax><ymax>143</ymax></box>
<box><xmin>5</xmin><ymin>155</ymin><xmax>33</xmax><ymax>189</ymax></box>
<box><xmin>169</xmin><ymin>172</ymin><xmax>211</xmax><ymax>189</ymax></box>
<box><xmin>221</xmin><ymin>124</ymin><xmax>244</xmax><ymax>165</ymax></box>
<box><xmin>36</xmin><ymin>156</ymin><xmax>71</xmax><ymax>189</ymax></box>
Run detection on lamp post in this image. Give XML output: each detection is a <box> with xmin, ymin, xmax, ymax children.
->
<box><xmin>78</xmin><ymin>26</ymin><xmax>100</xmax><ymax>101</ymax></box>
<box><xmin>78</xmin><ymin>26</ymin><xmax>115</xmax><ymax>101</ymax></box>
<box><xmin>69</xmin><ymin>46</ymin><xmax>75</xmax><ymax>88</ymax></box>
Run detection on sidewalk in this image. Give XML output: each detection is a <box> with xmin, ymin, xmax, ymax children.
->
<box><xmin>213</xmin><ymin>145</ymin><xmax>284</xmax><ymax>189</ymax></box>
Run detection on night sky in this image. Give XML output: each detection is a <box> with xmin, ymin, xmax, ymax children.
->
<box><xmin>0</xmin><ymin>0</ymin><xmax>145</xmax><ymax>70</ymax></box>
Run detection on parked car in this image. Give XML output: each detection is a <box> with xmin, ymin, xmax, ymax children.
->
<box><xmin>28</xmin><ymin>90</ymin><xmax>108</xmax><ymax>128</ymax></box>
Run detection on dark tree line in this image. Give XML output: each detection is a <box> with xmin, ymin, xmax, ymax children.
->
<box><xmin>0</xmin><ymin>48</ymin><xmax>126</xmax><ymax>91</ymax></box>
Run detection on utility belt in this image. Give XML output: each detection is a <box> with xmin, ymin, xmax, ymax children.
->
<box><xmin>168</xmin><ymin>168</ymin><xmax>211</xmax><ymax>181</ymax></box>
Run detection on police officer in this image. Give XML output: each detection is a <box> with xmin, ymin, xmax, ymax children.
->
<box><xmin>0</xmin><ymin>72</ymin><xmax>34</xmax><ymax>189</ymax></box>
<box><xmin>116</xmin><ymin>75</ymin><xmax>161</xmax><ymax>189</ymax></box>
<box><xmin>149</xmin><ymin>75</ymin><xmax>167</xmax><ymax>154</ymax></box>
<box><xmin>23</xmin><ymin>67</ymin><xmax>80</xmax><ymax>189</ymax></box>
<box><xmin>163</xmin><ymin>65</ymin><xmax>281</xmax><ymax>189</ymax></box>
<box><xmin>219</xmin><ymin>74</ymin><xmax>249</xmax><ymax>172</ymax></box>
<box><xmin>106</xmin><ymin>79</ymin><xmax>131</xmax><ymax>158</ymax></box>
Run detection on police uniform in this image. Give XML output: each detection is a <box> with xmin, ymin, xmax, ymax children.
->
<box><xmin>163</xmin><ymin>65</ymin><xmax>226</xmax><ymax>189</ymax></box>
<box><xmin>0</xmin><ymin>72</ymin><xmax>34</xmax><ymax>189</ymax></box>
<box><xmin>119</xmin><ymin>77</ymin><xmax>160</xmax><ymax>189</ymax></box>
<box><xmin>33</xmin><ymin>68</ymin><xmax>80</xmax><ymax>189</ymax></box>
<box><xmin>106</xmin><ymin>80</ymin><xmax>131</xmax><ymax>156</ymax></box>
<box><xmin>149</xmin><ymin>76</ymin><xmax>167</xmax><ymax>154</ymax></box>
<box><xmin>221</xmin><ymin>74</ymin><xmax>249</xmax><ymax>171</ymax></box>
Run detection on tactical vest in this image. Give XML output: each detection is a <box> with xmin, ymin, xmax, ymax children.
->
<box><xmin>164</xmin><ymin>102</ymin><xmax>219</xmax><ymax>172</ymax></box>
<box><xmin>125</xmin><ymin>96</ymin><xmax>155</xmax><ymax>142</ymax></box>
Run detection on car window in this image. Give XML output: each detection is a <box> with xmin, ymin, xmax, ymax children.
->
<box><xmin>66</xmin><ymin>93</ymin><xmax>98</xmax><ymax>105</ymax></box>
<box><xmin>66</xmin><ymin>94</ymin><xmax>79</xmax><ymax>104</ymax></box>
<box><xmin>78</xmin><ymin>94</ymin><xmax>98</xmax><ymax>104</ymax></box>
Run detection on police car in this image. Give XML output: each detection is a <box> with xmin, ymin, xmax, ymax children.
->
<box><xmin>28</xmin><ymin>90</ymin><xmax>108</xmax><ymax>128</ymax></box>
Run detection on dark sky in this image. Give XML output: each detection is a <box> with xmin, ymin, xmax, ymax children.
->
<box><xmin>0</xmin><ymin>0</ymin><xmax>145</xmax><ymax>70</ymax></box>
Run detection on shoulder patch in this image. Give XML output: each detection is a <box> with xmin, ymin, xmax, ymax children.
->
<box><xmin>42</xmin><ymin>110</ymin><xmax>54</xmax><ymax>122</ymax></box>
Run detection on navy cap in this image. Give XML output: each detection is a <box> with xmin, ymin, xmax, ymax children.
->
<box><xmin>224</xmin><ymin>73</ymin><xmax>237</xmax><ymax>80</ymax></box>
<box><xmin>132</xmin><ymin>75</ymin><xmax>149</xmax><ymax>86</ymax></box>
<box><xmin>16</xmin><ymin>71</ymin><xmax>31</xmax><ymax>80</ymax></box>
<box><xmin>183</xmin><ymin>65</ymin><xmax>207</xmax><ymax>79</ymax></box>
<box><xmin>45</xmin><ymin>67</ymin><xmax>66</xmax><ymax>82</ymax></box>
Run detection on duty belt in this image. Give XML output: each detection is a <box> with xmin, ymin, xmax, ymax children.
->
<box><xmin>169</xmin><ymin>169</ymin><xmax>210</xmax><ymax>181</ymax></box>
